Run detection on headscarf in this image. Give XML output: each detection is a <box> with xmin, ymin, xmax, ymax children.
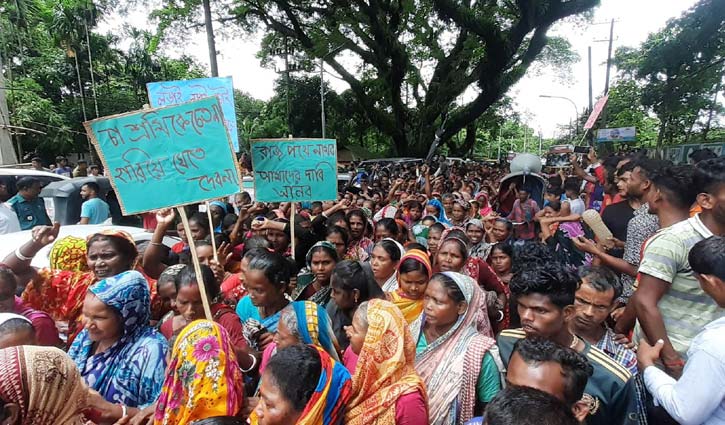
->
<box><xmin>290</xmin><ymin>301</ymin><xmax>340</xmax><ymax>361</ymax></box>
<box><xmin>250</xmin><ymin>346</ymin><xmax>352</xmax><ymax>425</ymax></box>
<box><xmin>390</xmin><ymin>249</ymin><xmax>432</xmax><ymax>341</ymax></box>
<box><xmin>345</xmin><ymin>299</ymin><xmax>427</xmax><ymax>424</ymax></box>
<box><xmin>427</xmin><ymin>199</ymin><xmax>451</xmax><ymax>225</ymax></box>
<box><xmin>49</xmin><ymin>236</ymin><xmax>88</xmax><ymax>272</ymax></box>
<box><xmin>475</xmin><ymin>193</ymin><xmax>493</xmax><ymax>217</ymax></box>
<box><xmin>0</xmin><ymin>346</ymin><xmax>90</xmax><ymax>425</ymax></box>
<box><xmin>293</xmin><ymin>241</ymin><xmax>338</xmax><ymax>304</ymax></box>
<box><xmin>415</xmin><ymin>272</ymin><xmax>495</xmax><ymax>425</ymax></box>
<box><xmin>466</xmin><ymin>219</ymin><xmax>492</xmax><ymax>261</ymax></box>
<box><xmin>373</xmin><ymin>205</ymin><xmax>397</xmax><ymax>223</ymax></box>
<box><xmin>154</xmin><ymin>320</ymin><xmax>244</xmax><ymax>425</ymax></box>
<box><xmin>68</xmin><ymin>270</ymin><xmax>168</xmax><ymax>407</ymax></box>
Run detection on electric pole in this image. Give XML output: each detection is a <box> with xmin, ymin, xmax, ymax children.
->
<box><xmin>604</xmin><ymin>19</ymin><xmax>614</xmax><ymax>95</ymax></box>
<box><xmin>588</xmin><ymin>46</ymin><xmax>593</xmax><ymax>111</ymax></box>
<box><xmin>202</xmin><ymin>0</ymin><xmax>219</xmax><ymax>77</ymax></box>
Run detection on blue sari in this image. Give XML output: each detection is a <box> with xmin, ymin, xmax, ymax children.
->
<box><xmin>68</xmin><ymin>271</ymin><xmax>168</xmax><ymax>408</ymax></box>
<box><xmin>236</xmin><ymin>295</ymin><xmax>287</xmax><ymax>349</ymax></box>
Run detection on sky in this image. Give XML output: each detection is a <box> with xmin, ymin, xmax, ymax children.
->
<box><xmin>101</xmin><ymin>0</ymin><xmax>700</xmax><ymax>139</ymax></box>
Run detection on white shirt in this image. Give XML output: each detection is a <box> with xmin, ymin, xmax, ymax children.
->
<box><xmin>644</xmin><ymin>316</ymin><xmax>725</xmax><ymax>425</ymax></box>
<box><xmin>0</xmin><ymin>203</ymin><xmax>21</xmax><ymax>234</ymax></box>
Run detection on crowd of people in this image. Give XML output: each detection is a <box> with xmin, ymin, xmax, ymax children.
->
<box><xmin>0</xmin><ymin>147</ymin><xmax>723</xmax><ymax>425</ymax></box>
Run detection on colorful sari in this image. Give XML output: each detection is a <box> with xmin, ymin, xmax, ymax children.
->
<box><xmin>416</xmin><ymin>272</ymin><xmax>496</xmax><ymax>425</ymax></box>
<box><xmin>0</xmin><ymin>346</ymin><xmax>90</xmax><ymax>425</ymax></box>
<box><xmin>346</xmin><ymin>299</ymin><xmax>428</xmax><ymax>425</ymax></box>
<box><xmin>346</xmin><ymin>237</ymin><xmax>373</xmax><ymax>261</ymax></box>
<box><xmin>22</xmin><ymin>233</ymin><xmax>162</xmax><ymax>342</ymax></box>
<box><xmin>260</xmin><ymin>301</ymin><xmax>341</xmax><ymax>373</ymax></box>
<box><xmin>68</xmin><ymin>270</ymin><xmax>168</xmax><ymax>408</ymax></box>
<box><xmin>251</xmin><ymin>346</ymin><xmax>352</xmax><ymax>425</ymax></box>
<box><xmin>427</xmin><ymin>199</ymin><xmax>451</xmax><ymax>225</ymax></box>
<box><xmin>389</xmin><ymin>249</ymin><xmax>432</xmax><ymax>342</ymax></box>
<box><xmin>154</xmin><ymin>320</ymin><xmax>244</xmax><ymax>424</ymax></box>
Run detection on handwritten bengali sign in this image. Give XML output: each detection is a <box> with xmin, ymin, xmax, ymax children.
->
<box><xmin>251</xmin><ymin>139</ymin><xmax>338</xmax><ymax>202</ymax></box>
<box><xmin>84</xmin><ymin>97</ymin><xmax>242</xmax><ymax>215</ymax></box>
<box><xmin>147</xmin><ymin>77</ymin><xmax>239</xmax><ymax>151</ymax></box>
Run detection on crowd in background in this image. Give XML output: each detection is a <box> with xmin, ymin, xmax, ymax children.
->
<box><xmin>0</xmin><ymin>147</ymin><xmax>723</xmax><ymax>425</ymax></box>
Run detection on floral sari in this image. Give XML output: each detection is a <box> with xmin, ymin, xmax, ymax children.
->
<box><xmin>346</xmin><ymin>299</ymin><xmax>427</xmax><ymax>424</ymax></box>
<box><xmin>154</xmin><ymin>320</ymin><xmax>244</xmax><ymax>424</ymax></box>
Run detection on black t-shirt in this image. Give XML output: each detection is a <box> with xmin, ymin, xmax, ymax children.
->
<box><xmin>601</xmin><ymin>201</ymin><xmax>635</xmax><ymax>257</ymax></box>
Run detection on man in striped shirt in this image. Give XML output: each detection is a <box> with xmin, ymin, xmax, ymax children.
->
<box><xmin>623</xmin><ymin>161</ymin><xmax>725</xmax><ymax>380</ymax></box>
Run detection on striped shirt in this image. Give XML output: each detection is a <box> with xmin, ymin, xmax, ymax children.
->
<box><xmin>635</xmin><ymin>214</ymin><xmax>723</xmax><ymax>358</ymax></box>
<box><xmin>621</xmin><ymin>204</ymin><xmax>659</xmax><ymax>300</ymax></box>
<box><xmin>594</xmin><ymin>327</ymin><xmax>639</xmax><ymax>376</ymax></box>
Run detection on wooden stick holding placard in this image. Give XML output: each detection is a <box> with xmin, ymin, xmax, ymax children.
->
<box><xmin>290</xmin><ymin>203</ymin><xmax>296</xmax><ymax>260</ymax></box>
<box><xmin>205</xmin><ymin>201</ymin><xmax>219</xmax><ymax>262</ymax></box>
<box><xmin>178</xmin><ymin>207</ymin><xmax>213</xmax><ymax>320</ymax></box>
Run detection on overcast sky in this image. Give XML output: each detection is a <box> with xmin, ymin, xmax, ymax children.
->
<box><xmin>103</xmin><ymin>0</ymin><xmax>699</xmax><ymax>139</ymax></box>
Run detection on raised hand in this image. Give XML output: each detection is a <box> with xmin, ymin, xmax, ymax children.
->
<box><xmin>30</xmin><ymin>222</ymin><xmax>60</xmax><ymax>247</ymax></box>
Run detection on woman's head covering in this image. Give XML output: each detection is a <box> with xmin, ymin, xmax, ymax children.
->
<box><xmin>90</xmin><ymin>270</ymin><xmax>151</xmax><ymax>336</ymax></box>
<box><xmin>87</xmin><ymin>229</ymin><xmax>139</xmax><ymax>268</ymax></box>
<box><xmin>465</xmin><ymin>219</ymin><xmax>484</xmax><ymax>232</ymax></box>
<box><xmin>415</xmin><ymin>272</ymin><xmax>495</xmax><ymax>424</ymax></box>
<box><xmin>0</xmin><ymin>346</ymin><xmax>90</xmax><ymax>425</ymax></box>
<box><xmin>68</xmin><ymin>270</ymin><xmax>169</xmax><ymax>408</ymax></box>
<box><xmin>475</xmin><ymin>193</ymin><xmax>493</xmax><ymax>217</ymax></box>
<box><xmin>49</xmin><ymin>236</ymin><xmax>88</xmax><ymax>272</ymax></box>
<box><xmin>154</xmin><ymin>320</ymin><xmax>244</xmax><ymax>424</ymax></box>
<box><xmin>286</xmin><ymin>301</ymin><xmax>340</xmax><ymax>361</ymax></box>
<box><xmin>426</xmin><ymin>199</ymin><xmax>450</xmax><ymax>225</ymax></box>
<box><xmin>251</xmin><ymin>346</ymin><xmax>351</xmax><ymax>425</ymax></box>
<box><xmin>305</xmin><ymin>241</ymin><xmax>339</xmax><ymax>269</ymax></box>
<box><xmin>373</xmin><ymin>205</ymin><xmax>397</xmax><ymax>223</ymax></box>
<box><xmin>346</xmin><ymin>299</ymin><xmax>427</xmax><ymax>424</ymax></box>
<box><xmin>397</xmin><ymin>249</ymin><xmax>432</xmax><ymax>280</ymax></box>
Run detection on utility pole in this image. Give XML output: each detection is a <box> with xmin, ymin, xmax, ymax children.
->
<box><xmin>202</xmin><ymin>0</ymin><xmax>219</xmax><ymax>77</ymax></box>
<box><xmin>0</xmin><ymin>55</ymin><xmax>19</xmax><ymax>164</ymax></box>
<box><xmin>604</xmin><ymin>19</ymin><xmax>614</xmax><ymax>95</ymax></box>
<box><xmin>320</xmin><ymin>58</ymin><xmax>326</xmax><ymax>139</ymax></box>
<box><xmin>284</xmin><ymin>38</ymin><xmax>291</xmax><ymax>136</ymax></box>
<box><xmin>588</xmin><ymin>46</ymin><xmax>593</xmax><ymax>111</ymax></box>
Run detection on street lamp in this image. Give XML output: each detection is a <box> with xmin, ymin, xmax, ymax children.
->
<box><xmin>539</xmin><ymin>94</ymin><xmax>579</xmax><ymax>139</ymax></box>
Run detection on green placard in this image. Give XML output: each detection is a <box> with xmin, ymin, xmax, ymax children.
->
<box><xmin>251</xmin><ymin>139</ymin><xmax>338</xmax><ymax>202</ymax></box>
<box><xmin>84</xmin><ymin>97</ymin><xmax>241</xmax><ymax>215</ymax></box>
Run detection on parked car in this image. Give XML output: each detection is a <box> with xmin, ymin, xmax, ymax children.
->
<box><xmin>0</xmin><ymin>224</ymin><xmax>180</xmax><ymax>270</ymax></box>
<box><xmin>0</xmin><ymin>168</ymin><xmax>70</xmax><ymax>194</ymax></box>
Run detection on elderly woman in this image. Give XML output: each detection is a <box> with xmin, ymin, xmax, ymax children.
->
<box><xmin>4</xmin><ymin>225</ymin><xmax>162</xmax><ymax>343</ymax></box>
<box><xmin>415</xmin><ymin>272</ymin><xmax>501</xmax><ymax>425</ymax></box>
<box><xmin>0</xmin><ymin>345</ymin><xmax>117</xmax><ymax>425</ymax></box>
<box><xmin>344</xmin><ymin>299</ymin><xmax>428</xmax><ymax>424</ymax></box>
<box><xmin>154</xmin><ymin>320</ymin><xmax>244</xmax><ymax>424</ymax></box>
<box><xmin>68</xmin><ymin>270</ymin><xmax>168</xmax><ymax>419</ymax></box>
<box><xmin>252</xmin><ymin>345</ymin><xmax>352</xmax><ymax>425</ymax></box>
<box><xmin>260</xmin><ymin>301</ymin><xmax>340</xmax><ymax>373</ymax></box>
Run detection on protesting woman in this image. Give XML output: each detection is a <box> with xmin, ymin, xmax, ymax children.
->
<box><xmin>68</xmin><ymin>270</ymin><xmax>168</xmax><ymax>417</ymax></box>
<box><xmin>344</xmin><ymin>299</ymin><xmax>428</xmax><ymax>424</ymax></box>
<box><xmin>154</xmin><ymin>320</ymin><xmax>244</xmax><ymax>424</ymax></box>
<box><xmin>387</xmin><ymin>249</ymin><xmax>432</xmax><ymax>341</ymax></box>
<box><xmin>293</xmin><ymin>242</ymin><xmax>339</xmax><ymax>305</ymax></box>
<box><xmin>370</xmin><ymin>239</ymin><xmax>404</xmax><ymax>292</ymax></box>
<box><xmin>416</xmin><ymin>272</ymin><xmax>501</xmax><ymax>425</ymax></box>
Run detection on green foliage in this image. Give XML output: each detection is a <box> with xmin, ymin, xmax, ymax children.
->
<box><xmin>610</xmin><ymin>0</ymin><xmax>725</xmax><ymax>149</ymax></box>
<box><xmin>151</xmin><ymin>0</ymin><xmax>599</xmax><ymax>156</ymax></box>
<box><xmin>1</xmin><ymin>0</ymin><xmax>207</xmax><ymax>160</ymax></box>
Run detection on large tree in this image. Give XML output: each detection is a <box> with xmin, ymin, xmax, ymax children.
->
<box><xmin>154</xmin><ymin>0</ymin><xmax>598</xmax><ymax>155</ymax></box>
<box><xmin>613</xmin><ymin>0</ymin><xmax>725</xmax><ymax>150</ymax></box>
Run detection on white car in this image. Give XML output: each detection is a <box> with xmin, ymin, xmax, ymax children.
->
<box><xmin>0</xmin><ymin>168</ymin><xmax>71</xmax><ymax>223</ymax></box>
<box><xmin>0</xmin><ymin>224</ymin><xmax>180</xmax><ymax>269</ymax></box>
